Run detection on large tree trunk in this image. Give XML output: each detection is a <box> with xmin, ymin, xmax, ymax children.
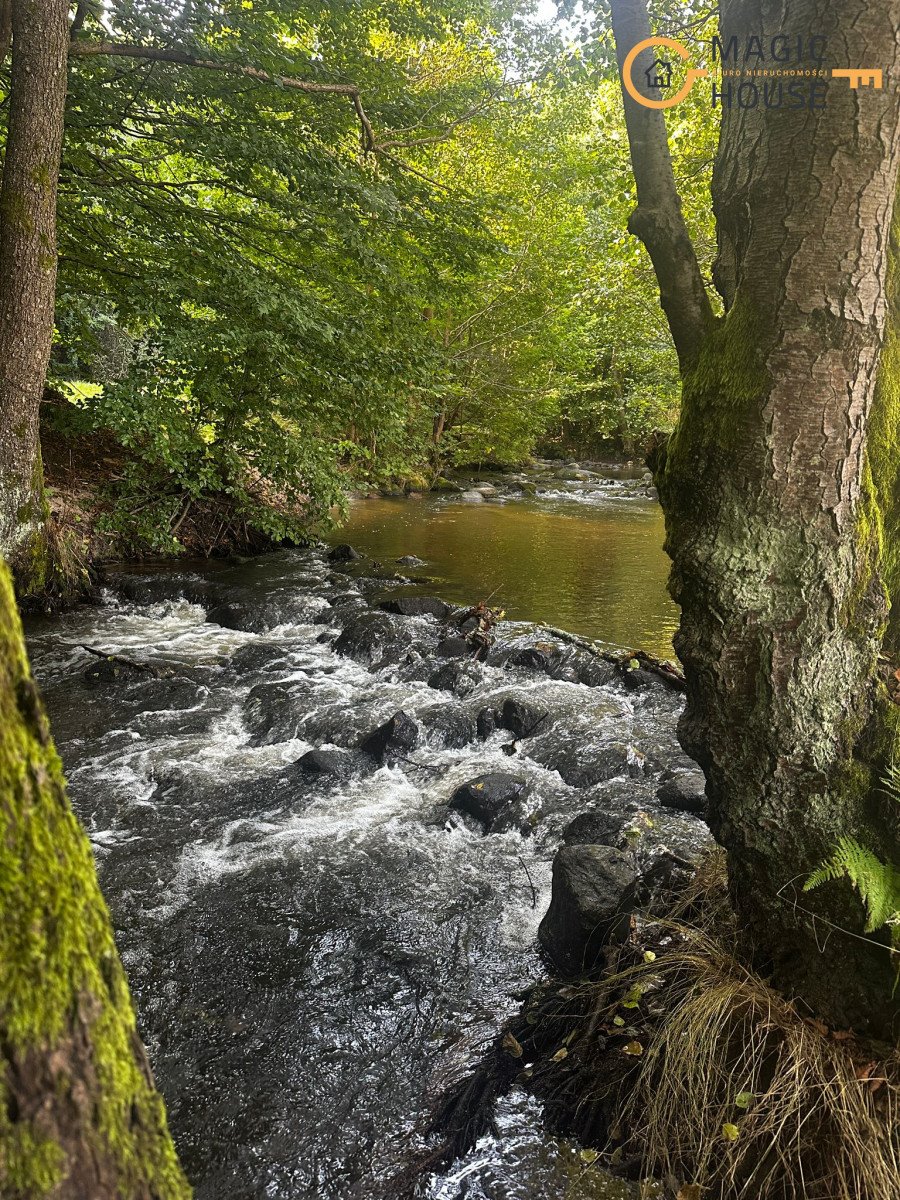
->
<box><xmin>612</xmin><ymin>0</ymin><xmax>900</xmax><ymax>1036</ymax></box>
<box><xmin>0</xmin><ymin>560</ymin><xmax>191</xmax><ymax>1197</ymax></box>
<box><xmin>0</xmin><ymin>0</ymin><xmax>68</xmax><ymax>599</ymax></box>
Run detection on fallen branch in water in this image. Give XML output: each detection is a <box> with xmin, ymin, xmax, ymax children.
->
<box><xmin>79</xmin><ymin>644</ymin><xmax>168</xmax><ymax>677</ymax></box>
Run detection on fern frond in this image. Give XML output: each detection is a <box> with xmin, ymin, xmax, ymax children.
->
<box><xmin>804</xmin><ymin>836</ymin><xmax>900</xmax><ymax>933</ymax></box>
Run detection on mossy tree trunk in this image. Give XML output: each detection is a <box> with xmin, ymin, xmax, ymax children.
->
<box><xmin>0</xmin><ymin>559</ymin><xmax>191</xmax><ymax>1197</ymax></box>
<box><xmin>611</xmin><ymin>0</ymin><xmax>900</xmax><ymax>1036</ymax></box>
<box><xmin>0</xmin><ymin>0</ymin><xmax>68</xmax><ymax>600</ymax></box>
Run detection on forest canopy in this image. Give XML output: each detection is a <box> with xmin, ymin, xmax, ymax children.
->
<box><xmin>6</xmin><ymin>0</ymin><xmax>715</xmax><ymax>554</ymax></box>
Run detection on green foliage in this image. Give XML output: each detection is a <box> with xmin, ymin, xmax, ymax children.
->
<box><xmin>805</xmin><ymin>836</ymin><xmax>900</xmax><ymax>938</ymax></box>
<box><xmin>7</xmin><ymin>0</ymin><xmax>717</xmax><ymax>551</ymax></box>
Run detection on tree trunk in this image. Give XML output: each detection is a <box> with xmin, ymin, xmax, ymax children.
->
<box><xmin>612</xmin><ymin>0</ymin><xmax>900</xmax><ymax>1036</ymax></box>
<box><xmin>0</xmin><ymin>560</ymin><xmax>191</xmax><ymax>1198</ymax></box>
<box><xmin>0</xmin><ymin>0</ymin><xmax>68</xmax><ymax>599</ymax></box>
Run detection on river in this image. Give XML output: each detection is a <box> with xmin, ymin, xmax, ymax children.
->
<box><xmin>24</xmin><ymin>463</ymin><xmax>701</xmax><ymax>1199</ymax></box>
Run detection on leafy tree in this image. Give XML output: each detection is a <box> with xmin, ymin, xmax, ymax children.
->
<box><xmin>610</xmin><ymin>0</ymin><xmax>900</xmax><ymax>1035</ymax></box>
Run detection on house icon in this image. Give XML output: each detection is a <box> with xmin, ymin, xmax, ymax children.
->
<box><xmin>645</xmin><ymin>58</ymin><xmax>673</xmax><ymax>90</ymax></box>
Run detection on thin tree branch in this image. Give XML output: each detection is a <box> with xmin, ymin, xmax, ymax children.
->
<box><xmin>68</xmin><ymin>40</ymin><xmax>377</xmax><ymax>152</ymax></box>
<box><xmin>609</xmin><ymin>0</ymin><xmax>715</xmax><ymax>369</ymax></box>
<box><xmin>70</xmin><ymin>2</ymin><xmax>90</xmax><ymax>40</ymax></box>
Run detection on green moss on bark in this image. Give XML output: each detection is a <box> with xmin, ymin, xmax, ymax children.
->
<box><xmin>0</xmin><ymin>562</ymin><xmax>190</xmax><ymax>1198</ymax></box>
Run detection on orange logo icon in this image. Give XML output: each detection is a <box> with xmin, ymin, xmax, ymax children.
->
<box><xmin>622</xmin><ymin>37</ymin><xmax>709</xmax><ymax>109</ymax></box>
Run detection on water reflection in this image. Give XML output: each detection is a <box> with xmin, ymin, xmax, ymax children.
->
<box><xmin>334</xmin><ymin>493</ymin><xmax>679</xmax><ymax>659</ymax></box>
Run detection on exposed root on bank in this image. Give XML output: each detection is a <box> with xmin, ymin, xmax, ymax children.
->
<box><xmin>408</xmin><ymin>850</ymin><xmax>900</xmax><ymax>1200</ymax></box>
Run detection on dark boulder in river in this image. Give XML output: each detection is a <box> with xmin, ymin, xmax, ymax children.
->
<box><xmin>328</xmin><ymin>543</ymin><xmax>362</xmax><ymax>563</ymax></box>
<box><xmin>361</xmin><ymin>710</ymin><xmax>420</xmax><ymax>762</ymax></box>
<box><xmin>500</xmin><ymin>698</ymin><xmax>549</xmax><ymax>739</ymax></box>
<box><xmin>380</xmin><ymin>596</ymin><xmax>452</xmax><ymax>619</ymax></box>
<box><xmin>657</xmin><ymin>771</ymin><xmax>707</xmax><ymax>816</ymax></box>
<box><xmin>296</xmin><ymin>748</ymin><xmax>354</xmax><ymax>781</ymax></box>
<box><xmin>427</xmin><ymin>660</ymin><xmax>483</xmax><ymax>697</ymax></box>
<box><xmin>333</xmin><ymin>611</ymin><xmax>419</xmax><ymax>666</ymax></box>
<box><xmin>435</xmin><ymin>636</ymin><xmax>472</xmax><ymax>659</ymax></box>
<box><xmin>538</xmin><ymin>845</ymin><xmax>637</xmax><ymax>974</ymax></box>
<box><xmin>449</xmin><ymin>773</ymin><xmax>531</xmax><ymax>832</ymax></box>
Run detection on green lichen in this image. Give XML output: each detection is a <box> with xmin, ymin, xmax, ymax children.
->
<box><xmin>863</xmin><ymin>204</ymin><xmax>900</xmax><ymax>651</ymax></box>
<box><xmin>0</xmin><ymin>563</ymin><xmax>191</xmax><ymax>1197</ymax></box>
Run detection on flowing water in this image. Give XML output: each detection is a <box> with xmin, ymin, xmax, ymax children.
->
<box><xmin>25</xmin><ymin>465</ymin><xmax>702</xmax><ymax>1199</ymax></box>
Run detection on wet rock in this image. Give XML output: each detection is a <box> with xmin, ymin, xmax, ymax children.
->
<box><xmin>449</xmin><ymin>773</ymin><xmax>530</xmax><ymax>831</ymax></box>
<box><xmin>538</xmin><ymin>846</ymin><xmax>637</xmax><ymax>974</ymax></box>
<box><xmin>206</xmin><ymin>601</ymin><xmax>262</xmax><ymax>632</ymax></box>
<box><xmin>657</xmin><ymin>771</ymin><xmax>707</xmax><ymax>816</ymax></box>
<box><xmin>418</xmin><ymin>705</ymin><xmax>478</xmax><ymax>749</ymax></box>
<box><xmin>360</xmin><ymin>711</ymin><xmax>419</xmax><ymax>762</ymax></box>
<box><xmin>84</xmin><ymin>656</ymin><xmax>154</xmax><ymax>686</ymax></box>
<box><xmin>476</xmin><ymin>707</ymin><xmax>501</xmax><ymax>738</ymax></box>
<box><xmin>531</xmin><ymin>740</ymin><xmax>646</xmax><ymax>788</ymax></box>
<box><xmin>110</xmin><ymin>574</ymin><xmax>221</xmax><ymax>608</ymax></box>
<box><xmin>635</xmin><ymin>850</ymin><xmax>699</xmax><ymax>916</ymax></box>
<box><xmin>327</xmin><ymin>592</ymin><xmax>367</xmax><ymax>610</ymax></box>
<box><xmin>555</xmin><ymin>648</ymin><xmax>618</xmax><ymax>689</ymax></box>
<box><xmin>622</xmin><ymin>667</ymin><xmax>662</xmax><ymax>692</ymax></box>
<box><xmin>228</xmin><ymin>642</ymin><xmax>294</xmax><ymax>675</ymax></box>
<box><xmin>435</xmin><ymin>636</ymin><xmax>472</xmax><ymax>660</ymax></box>
<box><xmin>459</xmin><ymin>490</ymin><xmax>485</xmax><ymax>504</ymax></box>
<box><xmin>427</xmin><ymin>660</ymin><xmax>483</xmax><ymax>697</ymax></box>
<box><xmin>396</xmin><ymin>555</ymin><xmax>426</xmax><ymax>567</ymax></box>
<box><xmin>562</xmin><ymin>810</ymin><xmax>633</xmax><ymax>849</ymax></box>
<box><xmin>295</xmin><ymin>748</ymin><xmax>354</xmax><ymax>781</ymax></box>
<box><xmin>243</xmin><ymin>679</ymin><xmax>318</xmax><ymax>744</ymax></box>
<box><xmin>500</xmin><ymin>698</ymin><xmax>549</xmax><ymax>739</ymax></box>
<box><xmin>207</xmin><ymin>595</ymin><xmax>328</xmax><ymax>633</ymax></box>
<box><xmin>505</xmin><ymin>646</ymin><xmax>552</xmax><ymax>673</ymax></box>
<box><xmin>333</xmin><ymin>611</ymin><xmax>417</xmax><ymax>666</ymax></box>
<box><xmin>328</xmin><ymin>543</ymin><xmax>362</xmax><ymax>563</ymax></box>
<box><xmin>380</xmin><ymin>596</ymin><xmax>452</xmax><ymax>619</ymax></box>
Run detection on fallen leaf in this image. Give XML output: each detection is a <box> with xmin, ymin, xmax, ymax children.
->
<box><xmin>622</xmin><ymin>1041</ymin><xmax>643</xmax><ymax>1056</ymax></box>
<box><xmin>502</xmin><ymin>1032</ymin><xmax>523</xmax><ymax>1058</ymax></box>
<box><xmin>643</xmin><ymin>950</ymin><xmax>657</xmax><ymax>962</ymax></box>
<box><xmin>734</xmin><ymin>1091</ymin><xmax>753</xmax><ymax>1110</ymax></box>
<box><xmin>721</xmin><ymin>1123</ymin><xmax>740</xmax><ymax>1142</ymax></box>
<box><xmin>580</xmin><ymin>1148</ymin><xmax>599</xmax><ymax>1165</ymax></box>
<box><xmin>551</xmin><ymin>1047</ymin><xmax>568</xmax><ymax>1062</ymax></box>
<box><xmin>613</xmin><ymin>1015</ymin><xmax>625</xmax><ymax>1027</ymax></box>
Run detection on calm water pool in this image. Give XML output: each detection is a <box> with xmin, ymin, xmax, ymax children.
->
<box><xmin>332</xmin><ymin>475</ymin><xmax>679</xmax><ymax>658</ymax></box>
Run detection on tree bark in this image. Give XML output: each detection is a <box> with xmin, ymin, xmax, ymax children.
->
<box><xmin>0</xmin><ymin>0</ymin><xmax>68</xmax><ymax>599</ymax></box>
<box><xmin>0</xmin><ymin>560</ymin><xmax>191</xmax><ymax>1197</ymax></box>
<box><xmin>612</xmin><ymin>0</ymin><xmax>900</xmax><ymax>1036</ymax></box>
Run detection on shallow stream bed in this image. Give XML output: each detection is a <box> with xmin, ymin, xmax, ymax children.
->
<box><xmin>25</xmin><ymin>465</ymin><xmax>704</xmax><ymax>1198</ymax></box>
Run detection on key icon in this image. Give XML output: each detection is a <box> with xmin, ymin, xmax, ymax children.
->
<box><xmin>832</xmin><ymin>69</ymin><xmax>883</xmax><ymax>89</ymax></box>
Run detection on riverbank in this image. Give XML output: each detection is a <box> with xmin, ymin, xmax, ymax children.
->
<box><xmin>38</xmin><ymin>406</ymin><xmax>658</xmax><ymax>610</ymax></box>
